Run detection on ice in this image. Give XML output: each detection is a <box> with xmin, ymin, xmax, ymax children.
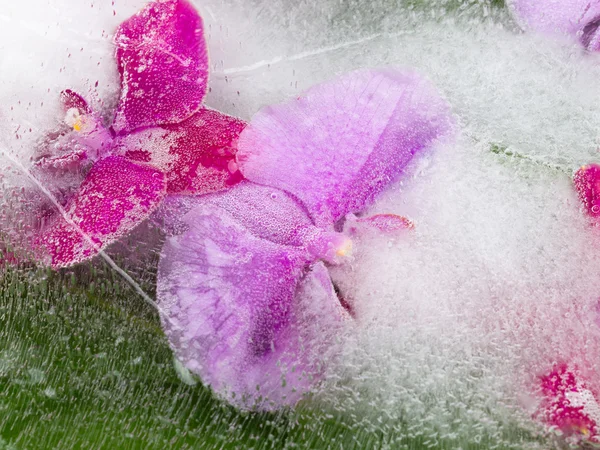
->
<box><xmin>2</xmin><ymin>0</ymin><xmax>600</xmax><ymax>448</ymax></box>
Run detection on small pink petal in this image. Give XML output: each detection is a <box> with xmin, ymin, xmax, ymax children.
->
<box><xmin>115</xmin><ymin>108</ymin><xmax>246</xmax><ymax>195</ymax></box>
<box><xmin>35</xmin><ymin>156</ymin><xmax>166</xmax><ymax>268</ymax></box>
<box><xmin>112</xmin><ymin>0</ymin><xmax>208</xmax><ymax>133</ymax></box>
<box><xmin>60</xmin><ymin>89</ymin><xmax>91</xmax><ymax>114</ymax></box>
<box><xmin>237</xmin><ymin>69</ymin><xmax>453</xmax><ymax>228</ymax></box>
<box><xmin>574</xmin><ymin>164</ymin><xmax>600</xmax><ymax>217</ymax></box>
<box><xmin>34</xmin><ymin>150</ymin><xmax>88</xmax><ymax>172</ymax></box>
<box><xmin>356</xmin><ymin>214</ymin><xmax>414</xmax><ymax>233</ymax></box>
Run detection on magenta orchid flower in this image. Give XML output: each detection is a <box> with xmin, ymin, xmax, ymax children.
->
<box><xmin>508</xmin><ymin>0</ymin><xmax>600</xmax><ymax>52</ymax></box>
<box><xmin>31</xmin><ymin>0</ymin><xmax>245</xmax><ymax>268</ymax></box>
<box><xmin>156</xmin><ymin>68</ymin><xmax>454</xmax><ymax>410</ymax></box>
<box><xmin>537</xmin><ymin>364</ymin><xmax>600</xmax><ymax>443</ymax></box>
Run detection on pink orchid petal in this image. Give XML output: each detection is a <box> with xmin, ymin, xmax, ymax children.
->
<box><xmin>60</xmin><ymin>89</ymin><xmax>91</xmax><ymax>114</ymax></box>
<box><xmin>35</xmin><ymin>156</ymin><xmax>166</xmax><ymax>268</ymax></box>
<box><xmin>509</xmin><ymin>0</ymin><xmax>600</xmax><ymax>51</ymax></box>
<box><xmin>156</xmin><ymin>202</ymin><xmax>344</xmax><ymax>410</ymax></box>
<box><xmin>34</xmin><ymin>150</ymin><xmax>88</xmax><ymax>172</ymax></box>
<box><xmin>237</xmin><ymin>69</ymin><xmax>453</xmax><ymax>228</ymax></box>
<box><xmin>538</xmin><ymin>364</ymin><xmax>600</xmax><ymax>442</ymax></box>
<box><xmin>350</xmin><ymin>213</ymin><xmax>415</xmax><ymax>234</ymax></box>
<box><xmin>113</xmin><ymin>0</ymin><xmax>208</xmax><ymax>133</ymax></box>
<box><xmin>115</xmin><ymin>108</ymin><xmax>246</xmax><ymax>195</ymax></box>
<box><xmin>574</xmin><ymin>163</ymin><xmax>600</xmax><ymax>217</ymax></box>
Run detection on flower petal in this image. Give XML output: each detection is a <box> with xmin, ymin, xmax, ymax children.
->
<box><xmin>115</xmin><ymin>108</ymin><xmax>246</xmax><ymax>195</ymax></box>
<box><xmin>346</xmin><ymin>213</ymin><xmax>414</xmax><ymax>235</ymax></box>
<box><xmin>508</xmin><ymin>0</ymin><xmax>600</xmax><ymax>50</ymax></box>
<box><xmin>156</xmin><ymin>202</ymin><xmax>344</xmax><ymax>410</ymax></box>
<box><xmin>112</xmin><ymin>0</ymin><xmax>208</xmax><ymax>133</ymax></box>
<box><xmin>574</xmin><ymin>163</ymin><xmax>600</xmax><ymax>217</ymax></box>
<box><xmin>237</xmin><ymin>69</ymin><xmax>453</xmax><ymax>228</ymax></box>
<box><xmin>35</xmin><ymin>156</ymin><xmax>166</xmax><ymax>268</ymax></box>
<box><xmin>538</xmin><ymin>364</ymin><xmax>600</xmax><ymax>443</ymax></box>
<box><xmin>196</xmin><ymin>181</ymin><xmax>315</xmax><ymax>245</ymax></box>
<box><xmin>60</xmin><ymin>89</ymin><xmax>91</xmax><ymax>115</ymax></box>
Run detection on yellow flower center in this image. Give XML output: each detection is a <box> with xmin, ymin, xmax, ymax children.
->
<box><xmin>335</xmin><ymin>238</ymin><xmax>353</xmax><ymax>257</ymax></box>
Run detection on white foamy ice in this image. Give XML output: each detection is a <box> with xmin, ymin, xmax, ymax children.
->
<box><xmin>206</xmin><ymin>2</ymin><xmax>600</xmax><ymax>437</ymax></box>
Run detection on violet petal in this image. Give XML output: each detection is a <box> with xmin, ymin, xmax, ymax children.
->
<box><xmin>112</xmin><ymin>0</ymin><xmax>208</xmax><ymax>133</ymax></box>
<box><xmin>155</xmin><ymin>182</ymin><xmax>352</xmax><ymax>263</ymax></box>
<box><xmin>156</xmin><ymin>202</ymin><xmax>344</xmax><ymax>410</ymax></box>
<box><xmin>237</xmin><ymin>69</ymin><xmax>453</xmax><ymax>228</ymax></box>
<box><xmin>197</xmin><ymin>181</ymin><xmax>316</xmax><ymax>246</ymax></box>
<box><xmin>509</xmin><ymin>0</ymin><xmax>600</xmax><ymax>50</ymax></box>
<box><xmin>35</xmin><ymin>156</ymin><xmax>166</xmax><ymax>268</ymax></box>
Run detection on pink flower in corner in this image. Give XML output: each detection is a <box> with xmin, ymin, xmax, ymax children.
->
<box><xmin>31</xmin><ymin>0</ymin><xmax>245</xmax><ymax>268</ymax></box>
<box><xmin>156</xmin><ymin>69</ymin><xmax>454</xmax><ymax>410</ymax></box>
<box><xmin>574</xmin><ymin>163</ymin><xmax>600</xmax><ymax>216</ymax></box>
<box><xmin>537</xmin><ymin>364</ymin><xmax>600</xmax><ymax>444</ymax></box>
<box><xmin>508</xmin><ymin>0</ymin><xmax>600</xmax><ymax>52</ymax></box>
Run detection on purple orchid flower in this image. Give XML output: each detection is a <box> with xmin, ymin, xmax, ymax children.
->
<box><xmin>508</xmin><ymin>0</ymin><xmax>600</xmax><ymax>51</ymax></box>
<box><xmin>30</xmin><ymin>0</ymin><xmax>245</xmax><ymax>268</ymax></box>
<box><xmin>156</xmin><ymin>69</ymin><xmax>454</xmax><ymax>410</ymax></box>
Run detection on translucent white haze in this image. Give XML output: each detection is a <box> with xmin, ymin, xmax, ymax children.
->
<box><xmin>3</xmin><ymin>0</ymin><xmax>600</xmax><ymax>447</ymax></box>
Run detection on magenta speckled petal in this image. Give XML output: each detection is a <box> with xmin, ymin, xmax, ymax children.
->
<box><xmin>538</xmin><ymin>364</ymin><xmax>600</xmax><ymax>443</ymax></box>
<box><xmin>36</xmin><ymin>156</ymin><xmax>166</xmax><ymax>268</ymax></box>
<box><xmin>344</xmin><ymin>213</ymin><xmax>415</xmax><ymax>236</ymax></box>
<box><xmin>509</xmin><ymin>0</ymin><xmax>600</xmax><ymax>50</ymax></box>
<box><xmin>113</xmin><ymin>0</ymin><xmax>208</xmax><ymax>133</ymax></box>
<box><xmin>115</xmin><ymin>108</ymin><xmax>246</xmax><ymax>195</ymax></box>
<box><xmin>156</xmin><ymin>202</ymin><xmax>344</xmax><ymax>410</ymax></box>
<box><xmin>237</xmin><ymin>69</ymin><xmax>453</xmax><ymax>228</ymax></box>
<box><xmin>574</xmin><ymin>163</ymin><xmax>600</xmax><ymax>217</ymax></box>
<box><xmin>60</xmin><ymin>89</ymin><xmax>91</xmax><ymax>115</ymax></box>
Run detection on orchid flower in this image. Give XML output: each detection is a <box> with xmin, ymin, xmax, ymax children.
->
<box><xmin>156</xmin><ymin>68</ymin><xmax>454</xmax><ymax>410</ymax></box>
<box><xmin>30</xmin><ymin>0</ymin><xmax>245</xmax><ymax>268</ymax></box>
<box><xmin>508</xmin><ymin>0</ymin><xmax>600</xmax><ymax>52</ymax></box>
